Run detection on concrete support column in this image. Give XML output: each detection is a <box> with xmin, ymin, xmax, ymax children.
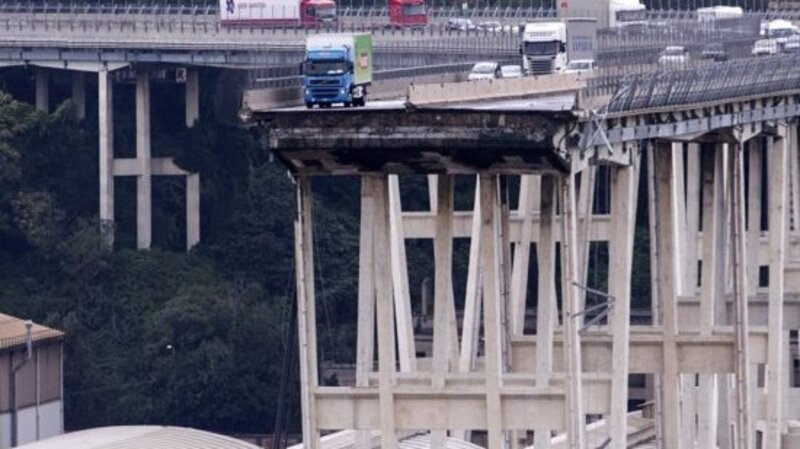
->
<box><xmin>136</xmin><ymin>71</ymin><xmax>152</xmax><ymax>250</ymax></box>
<box><xmin>372</xmin><ymin>176</ymin><xmax>398</xmax><ymax>449</ymax></box>
<box><xmin>431</xmin><ymin>174</ymin><xmax>454</xmax><ymax>382</ymax></box>
<box><xmin>354</xmin><ymin>178</ymin><xmax>377</xmax><ymax>449</ymax></box>
<box><xmin>748</xmin><ymin>137</ymin><xmax>763</xmax><ymax>291</ymax></box>
<box><xmin>478</xmin><ymin>174</ymin><xmax>504</xmax><ymax>449</ymax></box>
<box><xmin>697</xmin><ymin>143</ymin><xmax>726</xmax><ymax>449</ymax></box>
<box><xmin>730</xmin><ymin>140</ymin><xmax>753</xmax><ymax>449</ymax></box>
<box><xmin>765</xmin><ymin>128</ymin><xmax>788</xmax><ymax>449</ymax></box>
<box><xmin>186</xmin><ymin>174</ymin><xmax>200</xmax><ymax>250</ymax></box>
<box><xmin>71</xmin><ymin>72</ymin><xmax>86</xmax><ymax>121</ymax></box>
<box><xmin>294</xmin><ymin>177</ymin><xmax>320</xmax><ymax>449</ymax></box>
<box><xmin>533</xmin><ymin>175</ymin><xmax>556</xmax><ymax>449</ymax></box>
<box><xmin>459</xmin><ymin>176</ymin><xmax>482</xmax><ymax>373</ymax></box>
<box><xmin>35</xmin><ymin>68</ymin><xmax>49</xmax><ymax>113</ymax></box>
<box><xmin>185</xmin><ymin>69</ymin><xmax>200</xmax><ymax>127</ymax></box>
<box><xmin>509</xmin><ymin>175</ymin><xmax>538</xmax><ymax>336</ymax></box>
<box><xmin>388</xmin><ymin>175</ymin><xmax>416</xmax><ymax>373</ymax></box>
<box><xmin>560</xmin><ymin>172</ymin><xmax>586</xmax><ymax>449</ymax></box>
<box><xmin>98</xmin><ymin>70</ymin><xmax>114</xmax><ymax>248</ymax></box>
<box><xmin>608</xmin><ymin>158</ymin><xmax>639</xmax><ymax>449</ymax></box>
<box><xmin>651</xmin><ymin>142</ymin><xmax>682</xmax><ymax>449</ymax></box>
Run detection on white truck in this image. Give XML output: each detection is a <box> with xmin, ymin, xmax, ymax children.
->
<box><xmin>558</xmin><ymin>0</ymin><xmax>646</xmax><ymax>30</ymax></box>
<box><xmin>608</xmin><ymin>0</ymin><xmax>647</xmax><ymax>30</ymax></box>
<box><xmin>521</xmin><ymin>22</ymin><xmax>568</xmax><ymax>75</ymax></box>
<box><xmin>697</xmin><ymin>5</ymin><xmax>743</xmax><ymax>23</ymax></box>
<box><xmin>765</xmin><ymin>19</ymin><xmax>799</xmax><ymax>42</ymax></box>
<box><xmin>218</xmin><ymin>0</ymin><xmax>337</xmax><ymax>27</ymax></box>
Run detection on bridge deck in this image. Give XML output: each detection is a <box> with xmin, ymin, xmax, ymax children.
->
<box><xmin>255</xmin><ymin>104</ymin><xmax>575</xmax><ymax>176</ymax></box>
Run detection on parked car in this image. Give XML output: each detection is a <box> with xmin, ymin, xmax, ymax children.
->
<box><xmin>446</xmin><ymin>18</ymin><xmax>476</xmax><ymax>32</ymax></box>
<box><xmin>564</xmin><ymin>59</ymin><xmax>596</xmax><ymax>74</ymax></box>
<box><xmin>500</xmin><ymin>65</ymin><xmax>523</xmax><ymax>78</ymax></box>
<box><xmin>468</xmin><ymin>61</ymin><xmax>501</xmax><ymax>81</ymax></box>
<box><xmin>700</xmin><ymin>43</ymin><xmax>728</xmax><ymax>62</ymax></box>
<box><xmin>658</xmin><ymin>46</ymin><xmax>691</xmax><ymax>67</ymax></box>
<box><xmin>478</xmin><ymin>21</ymin><xmax>503</xmax><ymax>32</ymax></box>
<box><xmin>752</xmin><ymin>39</ymin><xmax>779</xmax><ymax>56</ymax></box>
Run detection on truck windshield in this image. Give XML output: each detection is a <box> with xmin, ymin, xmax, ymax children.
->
<box><xmin>402</xmin><ymin>4</ymin><xmax>425</xmax><ymax>16</ymax></box>
<box><xmin>616</xmin><ymin>9</ymin><xmax>646</xmax><ymax>22</ymax></box>
<box><xmin>304</xmin><ymin>60</ymin><xmax>348</xmax><ymax>76</ymax></box>
<box><xmin>768</xmin><ymin>28</ymin><xmax>795</xmax><ymax>38</ymax></box>
<box><xmin>316</xmin><ymin>6</ymin><xmax>336</xmax><ymax>17</ymax></box>
<box><xmin>523</xmin><ymin>41</ymin><xmax>561</xmax><ymax>56</ymax></box>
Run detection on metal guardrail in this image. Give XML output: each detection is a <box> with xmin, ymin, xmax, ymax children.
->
<box><xmin>603</xmin><ymin>53</ymin><xmax>800</xmax><ymax>113</ymax></box>
<box><xmin>0</xmin><ymin>2</ymin><xmax>557</xmax><ymax>19</ymax></box>
<box><xmin>248</xmin><ymin>61</ymin><xmax>495</xmax><ymax>90</ymax></box>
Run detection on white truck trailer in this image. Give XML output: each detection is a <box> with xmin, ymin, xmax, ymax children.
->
<box><xmin>558</xmin><ymin>0</ymin><xmax>647</xmax><ymax>30</ymax></box>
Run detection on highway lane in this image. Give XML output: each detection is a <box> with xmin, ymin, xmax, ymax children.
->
<box><xmin>268</xmin><ymin>92</ymin><xmax>576</xmax><ymax>113</ymax></box>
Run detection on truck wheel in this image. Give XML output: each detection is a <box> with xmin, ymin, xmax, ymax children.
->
<box><xmin>305</xmin><ymin>102</ymin><xmax>313</xmax><ymax>109</ymax></box>
<box><xmin>344</xmin><ymin>102</ymin><xmax>352</xmax><ymax>108</ymax></box>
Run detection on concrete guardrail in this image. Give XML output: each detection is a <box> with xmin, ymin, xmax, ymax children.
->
<box><xmin>406</xmin><ymin>73</ymin><xmax>588</xmax><ymax>107</ymax></box>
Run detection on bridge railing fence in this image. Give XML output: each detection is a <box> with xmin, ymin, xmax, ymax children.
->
<box><xmin>247</xmin><ymin>61</ymin><xmax>499</xmax><ymax>90</ymax></box>
<box><xmin>599</xmin><ymin>53</ymin><xmax>800</xmax><ymax>113</ymax></box>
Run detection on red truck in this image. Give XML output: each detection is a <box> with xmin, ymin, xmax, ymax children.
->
<box><xmin>219</xmin><ymin>0</ymin><xmax>337</xmax><ymax>27</ymax></box>
<box><xmin>388</xmin><ymin>0</ymin><xmax>427</xmax><ymax>27</ymax></box>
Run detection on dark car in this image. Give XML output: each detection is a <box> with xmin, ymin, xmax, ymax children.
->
<box><xmin>701</xmin><ymin>43</ymin><xmax>728</xmax><ymax>62</ymax></box>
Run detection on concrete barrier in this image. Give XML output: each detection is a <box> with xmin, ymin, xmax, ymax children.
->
<box><xmin>242</xmin><ymin>71</ymin><xmax>466</xmax><ymax>112</ymax></box>
<box><xmin>405</xmin><ymin>73</ymin><xmax>588</xmax><ymax>107</ymax></box>
<box><xmin>242</xmin><ymin>86</ymin><xmax>301</xmax><ymax>111</ymax></box>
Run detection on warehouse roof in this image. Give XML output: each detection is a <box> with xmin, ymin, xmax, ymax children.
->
<box><xmin>0</xmin><ymin>313</ymin><xmax>63</xmax><ymax>351</ymax></box>
<box><xmin>17</xmin><ymin>426</ymin><xmax>260</xmax><ymax>449</ymax></box>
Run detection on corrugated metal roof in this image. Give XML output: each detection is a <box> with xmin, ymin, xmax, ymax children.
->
<box><xmin>16</xmin><ymin>426</ymin><xmax>261</xmax><ymax>449</ymax></box>
<box><xmin>289</xmin><ymin>431</ymin><xmax>484</xmax><ymax>449</ymax></box>
<box><xmin>0</xmin><ymin>313</ymin><xmax>63</xmax><ymax>351</ymax></box>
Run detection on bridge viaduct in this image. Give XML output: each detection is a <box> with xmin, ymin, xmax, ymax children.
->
<box><xmin>254</xmin><ymin>54</ymin><xmax>800</xmax><ymax>449</ymax></box>
<box><xmin>3</xmin><ymin>5</ymin><xmax>800</xmax><ymax>449</ymax></box>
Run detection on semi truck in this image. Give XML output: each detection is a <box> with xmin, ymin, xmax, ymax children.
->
<box><xmin>301</xmin><ymin>34</ymin><xmax>373</xmax><ymax>108</ymax></box>
<box><xmin>558</xmin><ymin>0</ymin><xmax>646</xmax><ymax>30</ymax></box>
<box><xmin>389</xmin><ymin>0</ymin><xmax>427</xmax><ymax>27</ymax></box>
<box><xmin>218</xmin><ymin>0</ymin><xmax>337</xmax><ymax>27</ymax></box>
<box><xmin>521</xmin><ymin>21</ymin><xmax>568</xmax><ymax>75</ymax></box>
<box><xmin>521</xmin><ymin>18</ymin><xmax>597</xmax><ymax>76</ymax></box>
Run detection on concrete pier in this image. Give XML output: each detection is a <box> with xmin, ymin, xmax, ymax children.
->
<box><xmin>71</xmin><ymin>72</ymin><xmax>86</xmax><ymax>121</ymax></box>
<box><xmin>98</xmin><ymin>69</ymin><xmax>114</xmax><ymax>248</ymax></box>
<box><xmin>186</xmin><ymin>69</ymin><xmax>199</xmax><ymax>127</ymax></box>
<box><xmin>135</xmin><ymin>71</ymin><xmax>152</xmax><ymax>250</ymax></box>
<box><xmin>34</xmin><ymin>68</ymin><xmax>48</xmax><ymax>113</ymax></box>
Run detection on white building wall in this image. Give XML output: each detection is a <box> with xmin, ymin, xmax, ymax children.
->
<box><xmin>0</xmin><ymin>401</ymin><xmax>62</xmax><ymax>449</ymax></box>
<box><xmin>15</xmin><ymin>408</ymin><xmax>37</xmax><ymax>447</ymax></box>
<box><xmin>0</xmin><ymin>413</ymin><xmax>11</xmax><ymax>449</ymax></box>
<box><xmin>37</xmin><ymin>401</ymin><xmax>62</xmax><ymax>441</ymax></box>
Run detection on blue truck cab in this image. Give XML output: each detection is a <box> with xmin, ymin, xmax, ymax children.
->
<box><xmin>301</xmin><ymin>34</ymin><xmax>373</xmax><ymax>109</ymax></box>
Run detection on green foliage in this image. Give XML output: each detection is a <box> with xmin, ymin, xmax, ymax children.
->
<box><xmin>0</xmin><ymin>86</ymin><xmax>296</xmax><ymax>435</ymax></box>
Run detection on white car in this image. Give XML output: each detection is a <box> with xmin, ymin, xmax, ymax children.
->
<box><xmin>500</xmin><ymin>65</ymin><xmax>523</xmax><ymax>78</ymax></box>
<box><xmin>468</xmin><ymin>62</ymin><xmax>501</xmax><ymax>81</ymax></box>
<box><xmin>564</xmin><ymin>59</ymin><xmax>596</xmax><ymax>74</ymax></box>
<box><xmin>478</xmin><ymin>21</ymin><xmax>503</xmax><ymax>32</ymax></box>
<box><xmin>752</xmin><ymin>39</ymin><xmax>779</xmax><ymax>56</ymax></box>
<box><xmin>784</xmin><ymin>36</ymin><xmax>800</xmax><ymax>52</ymax></box>
<box><xmin>658</xmin><ymin>46</ymin><xmax>691</xmax><ymax>67</ymax></box>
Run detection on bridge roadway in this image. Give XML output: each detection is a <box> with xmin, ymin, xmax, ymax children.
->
<box><xmin>272</xmin><ymin>94</ymin><xmax>575</xmax><ymax>113</ymax></box>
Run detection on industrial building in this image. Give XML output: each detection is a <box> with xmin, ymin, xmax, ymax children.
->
<box><xmin>0</xmin><ymin>314</ymin><xmax>64</xmax><ymax>448</ymax></box>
